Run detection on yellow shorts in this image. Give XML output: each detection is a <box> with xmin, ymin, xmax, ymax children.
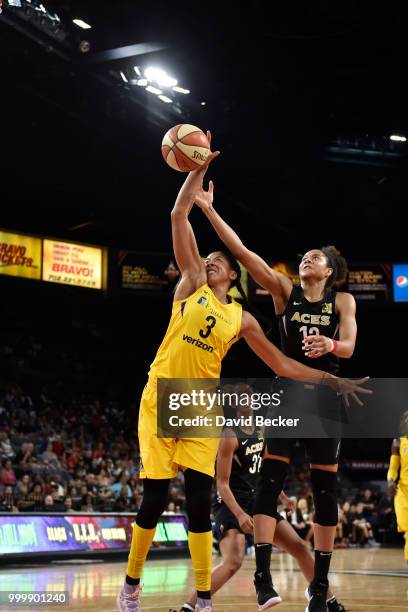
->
<box><xmin>395</xmin><ymin>484</ymin><xmax>408</xmax><ymax>532</ymax></box>
<box><xmin>138</xmin><ymin>382</ymin><xmax>220</xmax><ymax>479</ymax></box>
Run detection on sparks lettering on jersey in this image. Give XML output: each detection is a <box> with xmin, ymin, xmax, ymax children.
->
<box><xmin>290</xmin><ymin>312</ymin><xmax>331</xmax><ymax>326</ymax></box>
<box><xmin>182</xmin><ymin>334</ymin><xmax>214</xmax><ymax>352</ymax></box>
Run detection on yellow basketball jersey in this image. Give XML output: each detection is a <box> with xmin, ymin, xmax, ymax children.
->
<box><xmin>148</xmin><ymin>283</ymin><xmax>242</xmax><ymax>382</ymax></box>
<box><xmin>399</xmin><ymin>437</ymin><xmax>408</xmax><ymax>488</ymax></box>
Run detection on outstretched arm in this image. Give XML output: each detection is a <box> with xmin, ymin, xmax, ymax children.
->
<box><xmin>195</xmin><ymin>182</ymin><xmax>292</xmax><ymax>306</ymax></box>
<box><xmin>239</xmin><ymin>310</ymin><xmax>329</xmax><ymax>383</ymax></box>
<box><xmin>239</xmin><ymin>311</ymin><xmax>371</xmax><ymax>406</ymax></box>
<box><xmin>171</xmin><ymin>135</ymin><xmax>219</xmax><ymax>300</ymax></box>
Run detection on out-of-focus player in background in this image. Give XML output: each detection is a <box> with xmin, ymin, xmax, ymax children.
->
<box><xmin>387</xmin><ymin>414</ymin><xmax>408</xmax><ymax>565</ymax></box>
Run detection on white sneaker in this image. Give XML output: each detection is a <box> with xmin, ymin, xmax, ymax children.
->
<box><xmin>116</xmin><ymin>583</ymin><xmax>141</xmax><ymax>611</ymax></box>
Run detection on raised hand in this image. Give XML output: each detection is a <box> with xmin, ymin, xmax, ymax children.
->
<box><xmin>323</xmin><ymin>375</ymin><xmax>372</xmax><ymax>408</ymax></box>
<box><xmin>195</xmin><ymin>179</ymin><xmax>215</xmax><ymax>212</ymax></box>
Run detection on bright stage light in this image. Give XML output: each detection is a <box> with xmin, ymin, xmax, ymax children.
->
<box><xmin>172</xmin><ymin>86</ymin><xmax>190</xmax><ymax>94</ymax></box>
<box><xmin>145</xmin><ymin>85</ymin><xmax>162</xmax><ymax>95</ymax></box>
<box><xmin>390</xmin><ymin>134</ymin><xmax>406</xmax><ymax>142</ymax></box>
<box><xmin>158</xmin><ymin>95</ymin><xmax>172</xmax><ymax>103</ymax></box>
<box><xmin>73</xmin><ymin>18</ymin><xmax>91</xmax><ymax>30</ymax></box>
<box><xmin>144</xmin><ymin>67</ymin><xmax>177</xmax><ymax>88</ymax></box>
<box><xmin>120</xmin><ymin>71</ymin><xmax>128</xmax><ymax>83</ymax></box>
<box><xmin>134</xmin><ymin>66</ymin><xmax>142</xmax><ymax>76</ymax></box>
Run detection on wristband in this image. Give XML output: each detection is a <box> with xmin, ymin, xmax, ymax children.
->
<box><xmin>328</xmin><ymin>339</ymin><xmax>338</xmax><ymax>353</ymax></box>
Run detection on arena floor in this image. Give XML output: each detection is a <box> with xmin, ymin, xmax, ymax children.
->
<box><xmin>0</xmin><ymin>548</ymin><xmax>407</xmax><ymax>612</ymax></box>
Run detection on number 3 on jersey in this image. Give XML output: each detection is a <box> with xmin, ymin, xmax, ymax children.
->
<box><xmin>199</xmin><ymin>315</ymin><xmax>217</xmax><ymax>339</ymax></box>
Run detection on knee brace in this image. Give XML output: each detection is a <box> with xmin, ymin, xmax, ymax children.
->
<box><xmin>253</xmin><ymin>459</ymin><xmax>289</xmax><ymax>518</ymax></box>
<box><xmin>136</xmin><ymin>478</ymin><xmax>170</xmax><ymax>529</ymax></box>
<box><xmin>311</xmin><ymin>469</ymin><xmax>338</xmax><ymax>527</ymax></box>
<box><xmin>184</xmin><ymin>469</ymin><xmax>213</xmax><ymax>532</ymax></box>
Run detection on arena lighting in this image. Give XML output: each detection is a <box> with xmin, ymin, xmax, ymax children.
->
<box><xmin>7</xmin><ymin>1</ymin><xmax>22</xmax><ymax>7</ymax></box>
<box><xmin>144</xmin><ymin>66</ymin><xmax>178</xmax><ymax>88</ymax></box>
<box><xmin>134</xmin><ymin>66</ymin><xmax>141</xmax><ymax>76</ymax></box>
<box><xmin>120</xmin><ymin>71</ymin><xmax>128</xmax><ymax>83</ymax></box>
<box><xmin>173</xmin><ymin>86</ymin><xmax>190</xmax><ymax>94</ymax></box>
<box><xmin>72</xmin><ymin>18</ymin><xmax>91</xmax><ymax>30</ymax></box>
<box><xmin>136</xmin><ymin>78</ymin><xmax>148</xmax><ymax>86</ymax></box>
<box><xmin>201</xmin><ymin>101</ymin><xmax>206</xmax><ymax>106</ymax></box>
<box><xmin>158</xmin><ymin>95</ymin><xmax>172</xmax><ymax>103</ymax></box>
<box><xmin>390</xmin><ymin>134</ymin><xmax>407</xmax><ymax>142</ymax></box>
<box><xmin>145</xmin><ymin>85</ymin><xmax>162</xmax><ymax>95</ymax></box>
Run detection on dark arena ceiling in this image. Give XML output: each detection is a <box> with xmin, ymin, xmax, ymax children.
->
<box><xmin>1</xmin><ymin>1</ymin><xmax>407</xmax><ymax>260</ymax></box>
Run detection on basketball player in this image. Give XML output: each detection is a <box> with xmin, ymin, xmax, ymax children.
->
<box><xmin>387</xmin><ymin>421</ymin><xmax>408</xmax><ymax>564</ymax></box>
<box><xmin>117</xmin><ymin>139</ymin><xmax>367</xmax><ymax>612</ymax></box>
<box><xmin>179</xmin><ymin>384</ymin><xmax>346</xmax><ymax>612</ymax></box>
<box><xmin>194</xmin><ymin>181</ymin><xmax>358</xmax><ymax>611</ymax></box>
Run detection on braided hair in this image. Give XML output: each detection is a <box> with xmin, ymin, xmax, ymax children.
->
<box><xmin>320</xmin><ymin>245</ymin><xmax>348</xmax><ymax>289</ymax></box>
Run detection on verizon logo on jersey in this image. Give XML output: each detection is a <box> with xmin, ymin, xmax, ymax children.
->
<box><xmin>182</xmin><ymin>334</ymin><xmax>214</xmax><ymax>352</ymax></box>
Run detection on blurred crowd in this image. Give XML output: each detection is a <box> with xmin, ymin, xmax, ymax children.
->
<box><xmin>0</xmin><ymin>380</ymin><xmax>395</xmax><ymax>551</ymax></box>
<box><xmin>0</xmin><ymin>304</ymin><xmax>398</xmax><ymax>551</ymax></box>
<box><xmin>277</xmin><ymin>487</ymin><xmax>394</xmax><ymax>549</ymax></box>
<box><xmin>0</xmin><ymin>382</ymin><xmax>185</xmax><ymax>515</ymax></box>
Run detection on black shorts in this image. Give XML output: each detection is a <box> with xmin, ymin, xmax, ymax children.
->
<box><xmin>213</xmin><ymin>499</ymin><xmax>284</xmax><ymax>541</ymax></box>
<box><xmin>265</xmin><ymin>437</ymin><xmax>341</xmax><ymax>465</ymax></box>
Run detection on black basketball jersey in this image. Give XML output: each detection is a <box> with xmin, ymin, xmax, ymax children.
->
<box><xmin>278</xmin><ymin>285</ymin><xmax>340</xmax><ymax>374</ymax></box>
<box><xmin>217</xmin><ymin>427</ymin><xmax>263</xmax><ymax>504</ymax></box>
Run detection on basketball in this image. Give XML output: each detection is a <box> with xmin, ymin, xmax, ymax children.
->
<box><xmin>161</xmin><ymin>124</ymin><xmax>210</xmax><ymax>172</ymax></box>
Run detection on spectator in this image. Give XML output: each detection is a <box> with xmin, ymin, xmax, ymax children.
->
<box><xmin>93</xmin><ymin>442</ymin><xmax>106</xmax><ymax>459</ymax></box>
<box><xmin>14</xmin><ymin>473</ymin><xmax>31</xmax><ymax>500</ymax></box>
<box><xmin>165</xmin><ymin>501</ymin><xmax>176</xmax><ymax>514</ymax></box>
<box><xmin>44</xmin><ymin>494</ymin><xmax>55</xmax><ymax>511</ymax></box>
<box><xmin>27</xmin><ymin>482</ymin><xmax>44</xmax><ymax>511</ymax></box>
<box><xmin>290</xmin><ymin>497</ymin><xmax>314</xmax><ymax>545</ymax></box>
<box><xmin>110</xmin><ymin>470</ymin><xmax>131</xmax><ymax>499</ymax></box>
<box><xmin>351</xmin><ymin>502</ymin><xmax>380</xmax><ymax>547</ymax></box>
<box><xmin>81</xmin><ymin>493</ymin><xmax>94</xmax><ymax>512</ymax></box>
<box><xmin>40</xmin><ymin>442</ymin><xmax>60</xmax><ymax>470</ymax></box>
<box><xmin>335</xmin><ymin>503</ymin><xmax>348</xmax><ymax>548</ymax></box>
<box><xmin>0</xmin><ymin>431</ymin><xmax>15</xmax><ymax>459</ymax></box>
<box><xmin>97</xmin><ymin>468</ymin><xmax>111</xmax><ymax>488</ymax></box>
<box><xmin>64</xmin><ymin>496</ymin><xmax>77</xmax><ymax>513</ymax></box>
<box><xmin>114</xmin><ymin>486</ymin><xmax>132</xmax><ymax>512</ymax></box>
<box><xmin>0</xmin><ymin>458</ymin><xmax>17</xmax><ymax>486</ymax></box>
<box><xmin>14</xmin><ymin>442</ymin><xmax>37</xmax><ymax>473</ymax></box>
<box><xmin>0</xmin><ymin>485</ymin><xmax>17</xmax><ymax>511</ymax></box>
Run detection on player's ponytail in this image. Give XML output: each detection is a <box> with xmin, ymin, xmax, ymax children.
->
<box><xmin>321</xmin><ymin>245</ymin><xmax>348</xmax><ymax>289</ymax></box>
<box><xmin>220</xmin><ymin>250</ymin><xmax>247</xmax><ymax>300</ymax></box>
